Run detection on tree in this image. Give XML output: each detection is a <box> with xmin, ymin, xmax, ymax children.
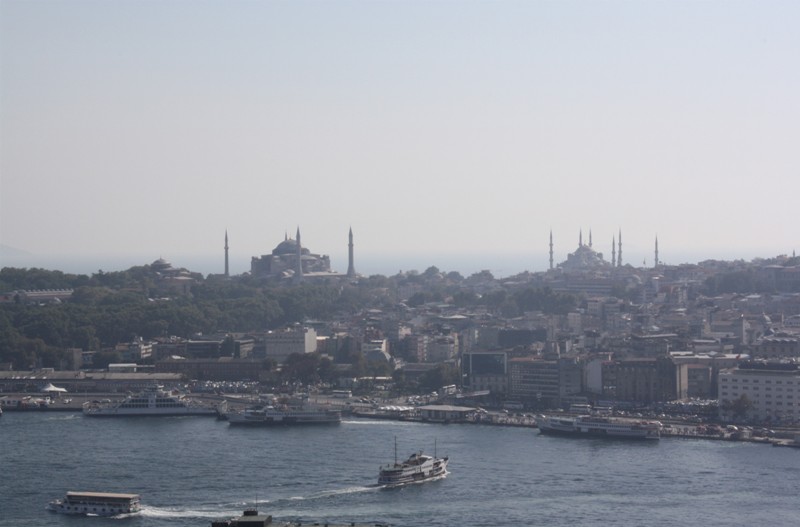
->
<box><xmin>281</xmin><ymin>352</ymin><xmax>326</xmax><ymax>385</ymax></box>
<box><xmin>92</xmin><ymin>350</ymin><xmax>123</xmax><ymax>369</ymax></box>
<box><xmin>730</xmin><ymin>394</ymin><xmax>753</xmax><ymax>421</ymax></box>
<box><xmin>721</xmin><ymin>394</ymin><xmax>753</xmax><ymax>422</ymax></box>
<box><xmin>418</xmin><ymin>363</ymin><xmax>460</xmax><ymax>393</ymax></box>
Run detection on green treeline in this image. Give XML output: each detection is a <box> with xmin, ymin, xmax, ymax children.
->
<box><xmin>0</xmin><ymin>266</ymin><xmax>578</xmax><ymax>370</ymax></box>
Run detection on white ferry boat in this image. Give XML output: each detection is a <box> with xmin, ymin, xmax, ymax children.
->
<box><xmin>82</xmin><ymin>385</ymin><xmax>217</xmax><ymax>417</ymax></box>
<box><xmin>47</xmin><ymin>491</ymin><xmax>141</xmax><ymax>516</ymax></box>
<box><xmin>537</xmin><ymin>415</ymin><xmax>661</xmax><ymax>440</ymax></box>
<box><xmin>378</xmin><ymin>440</ymin><xmax>449</xmax><ymax>486</ymax></box>
<box><xmin>227</xmin><ymin>404</ymin><xmax>341</xmax><ymax>426</ymax></box>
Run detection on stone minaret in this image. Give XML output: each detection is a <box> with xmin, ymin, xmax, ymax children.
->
<box><xmin>294</xmin><ymin>227</ymin><xmax>304</xmax><ymax>282</ymax></box>
<box><xmin>224</xmin><ymin>230</ymin><xmax>229</xmax><ymax>278</ymax></box>
<box><xmin>618</xmin><ymin>229</ymin><xmax>623</xmax><ymax>267</ymax></box>
<box><xmin>589</xmin><ymin>229</ymin><xmax>593</xmax><ymax>248</ymax></box>
<box><xmin>347</xmin><ymin>227</ymin><xmax>356</xmax><ymax>277</ymax></box>
<box><xmin>579</xmin><ymin>229</ymin><xmax>583</xmax><ymax>247</ymax></box>
<box><xmin>611</xmin><ymin>236</ymin><xmax>616</xmax><ymax>267</ymax></box>
<box><xmin>654</xmin><ymin>236</ymin><xmax>659</xmax><ymax>268</ymax></box>
<box><xmin>549</xmin><ymin>230</ymin><xmax>554</xmax><ymax>270</ymax></box>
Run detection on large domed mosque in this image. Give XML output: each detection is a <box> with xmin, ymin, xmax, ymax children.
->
<box><xmin>250</xmin><ymin>227</ymin><xmax>357</xmax><ymax>280</ymax></box>
<box><xmin>553</xmin><ymin>229</ymin><xmax>625</xmax><ymax>272</ymax></box>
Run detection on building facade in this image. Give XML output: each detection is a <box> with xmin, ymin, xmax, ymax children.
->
<box><xmin>718</xmin><ymin>362</ymin><xmax>800</xmax><ymax>424</ymax></box>
<box><xmin>262</xmin><ymin>327</ymin><xmax>318</xmax><ymax>363</ymax></box>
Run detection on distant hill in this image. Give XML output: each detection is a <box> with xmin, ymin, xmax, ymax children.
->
<box><xmin>0</xmin><ymin>244</ymin><xmax>32</xmax><ymax>258</ymax></box>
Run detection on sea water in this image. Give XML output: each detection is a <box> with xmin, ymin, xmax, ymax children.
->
<box><xmin>1</xmin><ymin>412</ymin><xmax>798</xmax><ymax>527</ymax></box>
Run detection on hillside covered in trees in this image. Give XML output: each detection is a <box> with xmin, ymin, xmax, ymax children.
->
<box><xmin>0</xmin><ymin>265</ymin><xmax>577</xmax><ymax>370</ymax></box>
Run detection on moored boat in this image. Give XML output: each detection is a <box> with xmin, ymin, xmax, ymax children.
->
<box><xmin>82</xmin><ymin>385</ymin><xmax>217</xmax><ymax>417</ymax></box>
<box><xmin>226</xmin><ymin>404</ymin><xmax>341</xmax><ymax>426</ymax></box>
<box><xmin>47</xmin><ymin>491</ymin><xmax>141</xmax><ymax>516</ymax></box>
<box><xmin>0</xmin><ymin>395</ymin><xmax>51</xmax><ymax>411</ymax></box>
<box><xmin>537</xmin><ymin>414</ymin><xmax>661</xmax><ymax>440</ymax></box>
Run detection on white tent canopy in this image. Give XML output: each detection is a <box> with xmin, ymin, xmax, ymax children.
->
<box><xmin>41</xmin><ymin>383</ymin><xmax>67</xmax><ymax>393</ymax></box>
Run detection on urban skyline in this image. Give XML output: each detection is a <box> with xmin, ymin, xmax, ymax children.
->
<box><xmin>2</xmin><ymin>1</ymin><xmax>799</xmax><ymax>274</ymax></box>
<box><xmin>1</xmin><ymin>225</ymin><xmax>796</xmax><ymax>279</ymax></box>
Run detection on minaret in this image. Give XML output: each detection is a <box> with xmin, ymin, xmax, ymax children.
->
<box><xmin>579</xmin><ymin>229</ymin><xmax>583</xmax><ymax>247</ymax></box>
<box><xmin>654</xmin><ymin>236</ymin><xmax>659</xmax><ymax>268</ymax></box>
<box><xmin>589</xmin><ymin>229</ymin><xmax>593</xmax><ymax>248</ymax></box>
<box><xmin>347</xmin><ymin>227</ymin><xmax>356</xmax><ymax>277</ymax></box>
<box><xmin>611</xmin><ymin>236</ymin><xmax>616</xmax><ymax>267</ymax></box>
<box><xmin>618</xmin><ymin>229</ymin><xmax>623</xmax><ymax>267</ymax></box>
<box><xmin>294</xmin><ymin>227</ymin><xmax>304</xmax><ymax>282</ymax></box>
<box><xmin>549</xmin><ymin>230</ymin><xmax>554</xmax><ymax>270</ymax></box>
<box><xmin>224</xmin><ymin>230</ymin><xmax>229</xmax><ymax>278</ymax></box>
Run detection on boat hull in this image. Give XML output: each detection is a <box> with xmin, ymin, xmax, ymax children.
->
<box><xmin>83</xmin><ymin>407</ymin><xmax>217</xmax><ymax>417</ymax></box>
<box><xmin>47</xmin><ymin>501</ymin><xmax>140</xmax><ymax>516</ymax></box>
<box><xmin>537</xmin><ymin>416</ymin><xmax>660</xmax><ymax>440</ymax></box>
<box><xmin>538</xmin><ymin>425</ymin><xmax>657</xmax><ymax>440</ymax></box>
<box><xmin>227</xmin><ymin>409</ymin><xmax>341</xmax><ymax>426</ymax></box>
<box><xmin>47</xmin><ymin>492</ymin><xmax>141</xmax><ymax>516</ymax></box>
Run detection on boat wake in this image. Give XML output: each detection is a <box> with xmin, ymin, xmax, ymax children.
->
<box><xmin>138</xmin><ymin>485</ymin><xmax>378</xmax><ymax>520</ymax></box>
<box><xmin>279</xmin><ymin>485</ymin><xmax>378</xmax><ymax>504</ymax></box>
<box><xmin>379</xmin><ymin>470</ymin><xmax>449</xmax><ymax>489</ymax></box>
<box><xmin>139</xmin><ymin>505</ymin><xmax>232</xmax><ymax>519</ymax></box>
<box><xmin>46</xmin><ymin>413</ymin><xmax>81</xmax><ymax>421</ymax></box>
<box><xmin>306</xmin><ymin>485</ymin><xmax>378</xmax><ymax>499</ymax></box>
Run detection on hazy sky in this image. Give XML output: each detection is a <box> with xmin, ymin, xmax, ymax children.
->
<box><xmin>1</xmin><ymin>1</ymin><xmax>798</xmax><ymax>276</ymax></box>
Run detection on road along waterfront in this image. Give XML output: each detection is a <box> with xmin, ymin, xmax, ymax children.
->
<box><xmin>2</xmin><ymin>411</ymin><xmax>799</xmax><ymax>527</ymax></box>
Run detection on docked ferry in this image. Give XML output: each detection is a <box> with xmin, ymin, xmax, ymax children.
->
<box><xmin>378</xmin><ymin>440</ymin><xmax>449</xmax><ymax>486</ymax></box>
<box><xmin>537</xmin><ymin>415</ymin><xmax>662</xmax><ymax>440</ymax></box>
<box><xmin>47</xmin><ymin>491</ymin><xmax>141</xmax><ymax>516</ymax></box>
<box><xmin>226</xmin><ymin>404</ymin><xmax>341</xmax><ymax>426</ymax></box>
<box><xmin>82</xmin><ymin>385</ymin><xmax>217</xmax><ymax>417</ymax></box>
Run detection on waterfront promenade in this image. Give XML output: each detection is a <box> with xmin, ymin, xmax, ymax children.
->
<box><xmin>3</xmin><ymin>391</ymin><xmax>798</xmax><ymax>446</ymax></box>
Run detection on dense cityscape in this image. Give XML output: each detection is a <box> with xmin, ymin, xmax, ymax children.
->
<box><xmin>2</xmin><ymin>228</ymin><xmax>800</xmax><ymax>431</ymax></box>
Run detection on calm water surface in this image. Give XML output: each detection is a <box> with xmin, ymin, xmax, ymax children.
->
<box><xmin>1</xmin><ymin>412</ymin><xmax>799</xmax><ymax>526</ymax></box>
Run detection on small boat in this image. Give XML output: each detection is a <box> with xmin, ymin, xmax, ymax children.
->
<box><xmin>378</xmin><ymin>438</ymin><xmax>448</xmax><ymax>486</ymax></box>
<box><xmin>47</xmin><ymin>491</ymin><xmax>141</xmax><ymax>516</ymax></box>
<box><xmin>210</xmin><ymin>507</ymin><xmax>391</xmax><ymax>527</ymax></box>
<box><xmin>82</xmin><ymin>385</ymin><xmax>217</xmax><ymax>417</ymax></box>
<box><xmin>211</xmin><ymin>508</ymin><xmax>272</xmax><ymax>527</ymax></box>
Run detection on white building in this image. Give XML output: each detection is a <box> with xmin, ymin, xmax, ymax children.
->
<box><xmin>263</xmin><ymin>327</ymin><xmax>318</xmax><ymax>363</ymax></box>
<box><xmin>718</xmin><ymin>362</ymin><xmax>800</xmax><ymax>424</ymax></box>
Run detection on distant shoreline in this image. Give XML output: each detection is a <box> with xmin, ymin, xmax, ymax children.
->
<box><xmin>0</xmin><ymin>250</ymin><xmax>781</xmax><ymax>279</ymax></box>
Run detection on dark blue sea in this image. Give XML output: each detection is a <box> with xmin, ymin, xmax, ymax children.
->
<box><xmin>2</xmin><ymin>412</ymin><xmax>799</xmax><ymax>527</ymax></box>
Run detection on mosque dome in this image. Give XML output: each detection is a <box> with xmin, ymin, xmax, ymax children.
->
<box><xmin>559</xmin><ymin>238</ymin><xmax>608</xmax><ymax>271</ymax></box>
<box><xmin>151</xmin><ymin>258</ymin><xmax>173</xmax><ymax>271</ymax></box>
<box><xmin>273</xmin><ymin>238</ymin><xmax>299</xmax><ymax>256</ymax></box>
